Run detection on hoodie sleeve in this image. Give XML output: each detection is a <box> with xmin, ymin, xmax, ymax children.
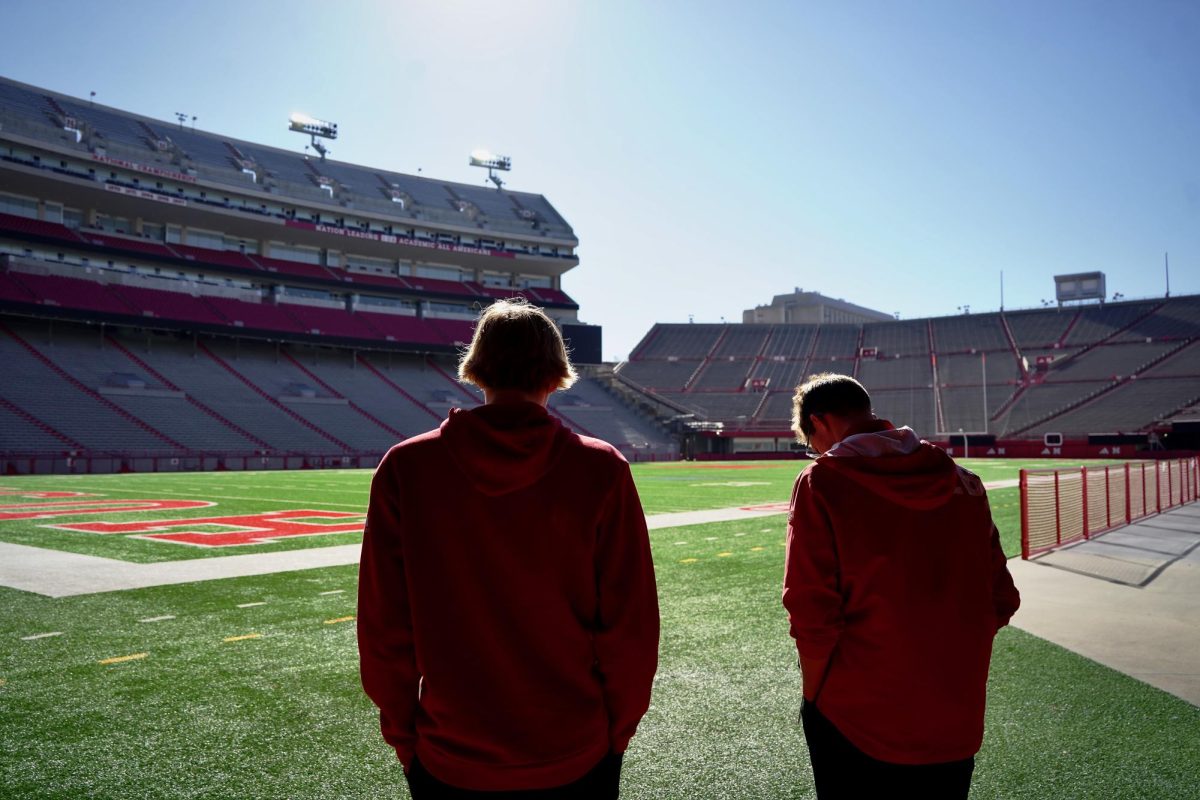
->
<box><xmin>989</xmin><ymin>524</ymin><xmax>1020</xmax><ymax>631</ymax></box>
<box><xmin>783</xmin><ymin>469</ymin><xmax>844</xmax><ymax>662</ymax></box>
<box><xmin>357</xmin><ymin>454</ymin><xmax>420</xmax><ymax>768</ymax></box>
<box><xmin>592</xmin><ymin>460</ymin><xmax>660</xmax><ymax>754</ymax></box>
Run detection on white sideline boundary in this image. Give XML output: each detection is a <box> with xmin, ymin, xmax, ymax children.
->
<box><xmin>0</xmin><ymin>480</ymin><xmax>1020</xmax><ymax>599</ymax></box>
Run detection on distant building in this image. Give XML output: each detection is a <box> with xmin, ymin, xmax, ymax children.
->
<box><xmin>743</xmin><ymin>288</ymin><xmax>892</xmax><ymax>325</ymax></box>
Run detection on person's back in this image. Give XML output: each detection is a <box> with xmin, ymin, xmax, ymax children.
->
<box><xmin>783</xmin><ymin>373</ymin><xmax>1019</xmax><ymax>799</ymax></box>
<box><xmin>359</xmin><ymin>299</ymin><xmax>659</xmax><ymax>797</ymax></box>
<box><xmin>788</xmin><ymin>425</ymin><xmax>1011</xmax><ymax>762</ymax></box>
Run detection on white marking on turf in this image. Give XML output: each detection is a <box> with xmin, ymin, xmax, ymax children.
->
<box><xmin>734</xmin><ymin>533</ymin><xmax>746</xmax><ymax>537</ymax></box>
<box><xmin>0</xmin><ymin>501</ymin><xmax>816</xmax><ymax>597</ymax></box>
<box><xmin>26</xmin><ymin>484</ymin><xmax>365</xmax><ymax>509</ymax></box>
<box><xmin>20</xmin><ymin>631</ymin><xmax>63</xmax><ymax>640</ymax></box>
<box><xmin>318</xmin><ymin>589</ymin><xmax>345</xmax><ymax>595</ymax></box>
<box><xmin>704</xmin><ymin>537</ymin><xmax>718</xmax><ymax>541</ymax></box>
<box><xmin>139</xmin><ymin>615</ymin><xmax>175</xmax><ymax>623</ymax></box>
<box><xmin>673</xmin><ymin>541</ymin><xmax>688</xmax><ymax>545</ymax></box>
<box><xmin>237</xmin><ymin>602</ymin><xmax>267</xmax><ymax>608</ymax></box>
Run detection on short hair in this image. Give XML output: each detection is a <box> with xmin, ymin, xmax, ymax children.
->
<box><xmin>791</xmin><ymin>373</ymin><xmax>872</xmax><ymax>444</ymax></box>
<box><xmin>458</xmin><ymin>298</ymin><xmax>578</xmax><ymax>393</ymax></box>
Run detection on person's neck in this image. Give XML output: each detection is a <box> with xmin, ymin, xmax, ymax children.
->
<box><xmin>483</xmin><ymin>388</ymin><xmax>551</xmax><ymax>406</ymax></box>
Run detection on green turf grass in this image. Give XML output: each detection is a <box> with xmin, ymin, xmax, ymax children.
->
<box><xmin>0</xmin><ymin>459</ymin><xmax>1104</xmax><ymax>562</ymax></box>
<box><xmin>3</xmin><ymin>509</ymin><xmax>1198</xmax><ymax>799</ymax></box>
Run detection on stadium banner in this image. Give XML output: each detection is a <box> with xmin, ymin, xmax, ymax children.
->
<box><xmin>1020</xmin><ymin>456</ymin><xmax>1199</xmax><ymax>559</ymax></box>
<box><xmin>284</xmin><ymin>220</ymin><xmax>516</xmax><ymax>259</ymax></box>
<box><xmin>91</xmin><ymin>153</ymin><xmax>198</xmax><ymax>183</ymax></box>
<box><xmin>104</xmin><ymin>183</ymin><xmax>188</xmax><ymax>207</ymax></box>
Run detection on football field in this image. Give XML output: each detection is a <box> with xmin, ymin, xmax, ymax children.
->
<box><xmin>1</xmin><ymin>460</ymin><xmax>1198</xmax><ymax>799</ymax></box>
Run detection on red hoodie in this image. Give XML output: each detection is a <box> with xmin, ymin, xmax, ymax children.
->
<box><xmin>358</xmin><ymin>401</ymin><xmax>659</xmax><ymax>791</ymax></box>
<box><xmin>783</xmin><ymin>422</ymin><xmax>1020</xmax><ymax>765</ymax></box>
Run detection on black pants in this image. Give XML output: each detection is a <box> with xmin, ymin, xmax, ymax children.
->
<box><xmin>406</xmin><ymin>752</ymin><xmax>623</xmax><ymax>800</ymax></box>
<box><xmin>801</xmin><ymin>700</ymin><xmax>975</xmax><ymax>800</ymax></box>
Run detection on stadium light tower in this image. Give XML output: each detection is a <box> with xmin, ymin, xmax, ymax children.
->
<box><xmin>289</xmin><ymin>112</ymin><xmax>338</xmax><ymax>161</ymax></box>
<box><xmin>470</xmin><ymin>149</ymin><xmax>511</xmax><ymax>189</ymax></box>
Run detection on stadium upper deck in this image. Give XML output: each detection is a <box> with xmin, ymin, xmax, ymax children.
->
<box><xmin>0</xmin><ymin>76</ymin><xmax>580</xmax><ymax>353</ymax></box>
<box><xmin>617</xmin><ymin>296</ymin><xmax>1200</xmax><ymax>442</ymax></box>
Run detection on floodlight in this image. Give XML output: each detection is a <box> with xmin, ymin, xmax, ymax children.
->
<box><xmin>289</xmin><ymin>112</ymin><xmax>338</xmax><ymax>160</ymax></box>
<box><xmin>469</xmin><ymin>149</ymin><xmax>511</xmax><ymax>189</ymax></box>
<box><xmin>288</xmin><ymin>112</ymin><xmax>338</xmax><ymax>139</ymax></box>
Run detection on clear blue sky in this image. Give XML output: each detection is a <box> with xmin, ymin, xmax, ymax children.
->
<box><xmin>2</xmin><ymin>1</ymin><xmax>1197</xmax><ymax>360</ymax></box>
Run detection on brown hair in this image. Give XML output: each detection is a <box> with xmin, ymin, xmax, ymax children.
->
<box><xmin>791</xmin><ymin>373</ymin><xmax>872</xmax><ymax>444</ymax></box>
<box><xmin>458</xmin><ymin>298</ymin><xmax>578</xmax><ymax>393</ymax></box>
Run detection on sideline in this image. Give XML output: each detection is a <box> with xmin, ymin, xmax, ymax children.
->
<box><xmin>0</xmin><ymin>479</ymin><xmax>1020</xmax><ymax>599</ymax></box>
<box><xmin>1</xmin><ymin>502</ymin><xmax>790</xmax><ymax>598</ymax></box>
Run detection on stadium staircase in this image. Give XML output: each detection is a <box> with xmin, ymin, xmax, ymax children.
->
<box><xmin>998</xmin><ymin>313</ymin><xmax>1028</xmax><ymax>381</ymax></box>
<box><xmin>1</xmin><ymin>322</ymin><xmax>187</xmax><ymax>451</ymax></box>
<box><xmin>424</xmin><ymin>357</ymin><xmax>481</xmax><ymax>404</ymax></box>
<box><xmin>0</xmin><ymin>395</ymin><xmax>85</xmax><ymax>450</ymax></box>
<box><xmin>197</xmin><ymin>342</ymin><xmax>353</xmax><ymax>451</ymax></box>
<box><xmin>1009</xmin><ymin>338</ymin><xmax>1198</xmax><ymax>437</ymax></box>
<box><xmin>280</xmin><ymin>350</ymin><xmax>407</xmax><ymax>440</ymax></box>
<box><xmin>928</xmin><ymin>321</ymin><xmax>947</xmax><ymax>433</ymax></box>
<box><xmin>1051</xmin><ymin>301</ymin><xmax>1167</xmax><ymax>373</ymax></box>
<box><xmin>851</xmin><ymin>327</ymin><xmax>865</xmax><ymax>379</ymax></box>
<box><xmin>355</xmin><ymin>356</ymin><xmax>443</xmax><ymax>423</ymax></box>
<box><xmin>104</xmin><ymin>335</ymin><xmax>273</xmax><ymax>451</ymax></box>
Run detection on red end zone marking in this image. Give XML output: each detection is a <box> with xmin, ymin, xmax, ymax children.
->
<box><xmin>0</xmin><ymin>499</ymin><xmax>212</xmax><ymax>521</ymax></box>
<box><xmin>52</xmin><ymin>509</ymin><xmax>365</xmax><ymax>547</ymax></box>
<box><xmin>738</xmin><ymin>503</ymin><xmax>791</xmax><ymax>512</ymax></box>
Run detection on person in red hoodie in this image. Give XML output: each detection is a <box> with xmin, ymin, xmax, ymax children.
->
<box><xmin>783</xmin><ymin>373</ymin><xmax>1019</xmax><ymax>799</ymax></box>
<box><xmin>358</xmin><ymin>298</ymin><xmax>659</xmax><ymax>798</ymax></box>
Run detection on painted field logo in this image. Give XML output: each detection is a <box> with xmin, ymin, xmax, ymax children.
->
<box><xmin>0</xmin><ymin>499</ymin><xmax>213</xmax><ymax>521</ymax></box>
<box><xmin>51</xmin><ymin>509</ymin><xmax>366</xmax><ymax>547</ymax></box>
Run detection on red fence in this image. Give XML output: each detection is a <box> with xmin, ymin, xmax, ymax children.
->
<box><xmin>1020</xmin><ymin>457</ymin><xmax>1200</xmax><ymax>559</ymax></box>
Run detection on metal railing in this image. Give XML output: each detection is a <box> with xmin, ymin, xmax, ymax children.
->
<box><xmin>1020</xmin><ymin>456</ymin><xmax>1199</xmax><ymax>559</ymax></box>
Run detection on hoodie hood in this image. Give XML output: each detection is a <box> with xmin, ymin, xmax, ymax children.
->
<box><xmin>817</xmin><ymin>420</ymin><xmax>959</xmax><ymax>510</ymax></box>
<box><xmin>440</xmin><ymin>402</ymin><xmax>571</xmax><ymax>496</ymax></box>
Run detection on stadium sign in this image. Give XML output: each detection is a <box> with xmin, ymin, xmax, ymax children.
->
<box><xmin>104</xmin><ymin>183</ymin><xmax>188</xmax><ymax>206</ymax></box>
<box><xmin>91</xmin><ymin>153</ymin><xmax>198</xmax><ymax>184</ymax></box>
<box><xmin>285</xmin><ymin>220</ymin><xmax>516</xmax><ymax>259</ymax></box>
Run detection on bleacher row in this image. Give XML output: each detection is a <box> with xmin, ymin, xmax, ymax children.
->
<box><xmin>0</xmin><ymin>264</ymin><xmax>476</xmax><ymax>348</ymax></box>
<box><xmin>0</xmin><ymin>318</ymin><xmax>677</xmax><ymax>462</ymax></box>
<box><xmin>0</xmin><ymin>211</ymin><xmax>577</xmax><ymax>308</ymax></box>
<box><xmin>0</xmin><ymin>77</ymin><xmax>575</xmax><ymax>241</ymax></box>
<box><xmin>617</xmin><ymin>296</ymin><xmax>1200</xmax><ymax>438</ymax></box>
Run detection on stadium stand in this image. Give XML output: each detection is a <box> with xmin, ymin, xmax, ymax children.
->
<box><xmin>617</xmin><ymin>293</ymin><xmax>1200</xmax><ymax>449</ymax></box>
<box><xmin>2</xmin><ymin>76</ymin><xmax>1196</xmax><ymax>467</ymax></box>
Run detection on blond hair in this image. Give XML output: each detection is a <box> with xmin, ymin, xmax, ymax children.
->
<box><xmin>458</xmin><ymin>298</ymin><xmax>578</xmax><ymax>393</ymax></box>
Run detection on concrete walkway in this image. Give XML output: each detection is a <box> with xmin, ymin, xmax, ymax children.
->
<box><xmin>1008</xmin><ymin>503</ymin><xmax>1200</xmax><ymax>706</ymax></box>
